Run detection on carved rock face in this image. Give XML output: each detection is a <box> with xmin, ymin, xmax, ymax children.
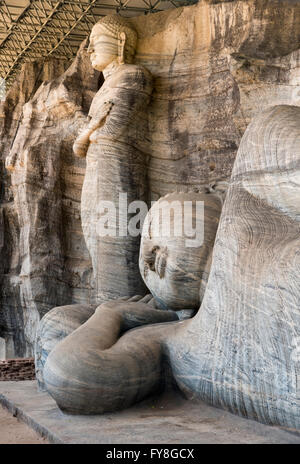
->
<box><xmin>2</xmin><ymin>1</ymin><xmax>300</xmax><ymax>357</ymax></box>
<box><xmin>139</xmin><ymin>192</ymin><xmax>222</xmax><ymax>310</ymax></box>
<box><xmin>40</xmin><ymin>106</ymin><xmax>300</xmax><ymax>427</ymax></box>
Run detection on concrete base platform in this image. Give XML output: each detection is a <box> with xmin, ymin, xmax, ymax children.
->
<box><xmin>0</xmin><ymin>381</ymin><xmax>300</xmax><ymax>444</ymax></box>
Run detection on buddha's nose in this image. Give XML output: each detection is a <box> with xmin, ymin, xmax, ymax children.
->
<box><xmin>87</xmin><ymin>44</ymin><xmax>94</xmax><ymax>54</ymax></box>
<box><xmin>144</xmin><ymin>246</ymin><xmax>167</xmax><ymax>278</ymax></box>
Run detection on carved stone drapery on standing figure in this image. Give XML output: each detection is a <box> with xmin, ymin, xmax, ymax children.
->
<box><xmin>73</xmin><ymin>15</ymin><xmax>153</xmax><ymax>302</ymax></box>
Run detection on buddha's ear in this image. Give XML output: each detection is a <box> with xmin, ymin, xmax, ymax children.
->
<box><xmin>118</xmin><ymin>31</ymin><xmax>126</xmax><ymax>65</ymax></box>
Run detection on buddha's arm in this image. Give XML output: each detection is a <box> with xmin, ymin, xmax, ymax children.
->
<box><xmin>43</xmin><ymin>296</ymin><xmax>179</xmax><ymax>414</ymax></box>
<box><xmin>92</xmin><ymin>68</ymin><xmax>153</xmax><ymax>143</ymax></box>
<box><xmin>73</xmin><ymin>67</ymin><xmax>152</xmax><ymax>157</ymax></box>
<box><xmin>73</xmin><ymin>101</ymin><xmax>113</xmax><ymax>157</ymax></box>
<box><xmin>94</xmin><ymin>91</ymin><xmax>150</xmax><ymax>141</ymax></box>
<box><xmin>35</xmin><ymin>304</ymin><xmax>97</xmax><ymax>391</ymax></box>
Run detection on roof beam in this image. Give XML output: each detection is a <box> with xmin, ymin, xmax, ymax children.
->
<box><xmin>0</xmin><ymin>0</ymin><xmax>183</xmax><ymax>89</ymax></box>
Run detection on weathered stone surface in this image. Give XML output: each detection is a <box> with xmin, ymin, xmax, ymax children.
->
<box><xmin>1</xmin><ymin>0</ymin><xmax>300</xmax><ymax>358</ymax></box>
<box><xmin>42</xmin><ymin>104</ymin><xmax>300</xmax><ymax>429</ymax></box>
<box><xmin>132</xmin><ymin>0</ymin><xmax>300</xmax><ymax>194</ymax></box>
<box><xmin>0</xmin><ymin>58</ymin><xmax>71</xmax><ymax>357</ymax></box>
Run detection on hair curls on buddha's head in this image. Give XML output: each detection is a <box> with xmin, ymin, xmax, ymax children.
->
<box><xmin>91</xmin><ymin>15</ymin><xmax>138</xmax><ymax>63</ymax></box>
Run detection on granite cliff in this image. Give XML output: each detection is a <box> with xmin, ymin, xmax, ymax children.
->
<box><xmin>0</xmin><ymin>0</ymin><xmax>299</xmax><ymax>356</ymax></box>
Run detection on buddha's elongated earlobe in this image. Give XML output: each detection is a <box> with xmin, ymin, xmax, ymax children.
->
<box><xmin>118</xmin><ymin>31</ymin><xmax>126</xmax><ymax>65</ymax></box>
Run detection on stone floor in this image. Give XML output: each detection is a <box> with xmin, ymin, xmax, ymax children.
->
<box><xmin>0</xmin><ymin>381</ymin><xmax>299</xmax><ymax>444</ymax></box>
<box><xmin>0</xmin><ymin>404</ymin><xmax>48</xmax><ymax>444</ymax></box>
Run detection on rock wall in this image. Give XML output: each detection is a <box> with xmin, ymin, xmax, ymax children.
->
<box><xmin>0</xmin><ymin>46</ymin><xmax>101</xmax><ymax>356</ymax></box>
<box><xmin>0</xmin><ymin>58</ymin><xmax>71</xmax><ymax>356</ymax></box>
<box><xmin>131</xmin><ymin>0</ymin><xmax>300</xmax><ymax>196</ymax></box>
<box><xmin>0</xmin><ymin>0</ymin><xmax>299</xmax><ymax>356</ymax></box>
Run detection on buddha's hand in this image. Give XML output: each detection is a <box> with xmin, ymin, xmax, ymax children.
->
<box><xmin>95</xmin><ymin>294</ymin><xmax>179</xmax><ymax>332</ymax></box>
<box><xmin>73</xmin><ymin>101</ymin><xmax>113</xmax><ymax>157</ymax></box>
<box><xmin>73</xmin><ymin>128</ymin><xmax>91</xmax><ymax>158</ymax></box>
<box><xmin>5</xmin><ymin>152</ymin><xmax>18</xmax><ymax>172</ymax></box>
<box><xmin>94</xmin><ymin>100</ymin><xmax>114</xmax><ymax>126</ymax></box>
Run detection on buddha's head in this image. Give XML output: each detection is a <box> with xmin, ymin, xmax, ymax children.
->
<box><xmin>87</xmin><ymin>15</ymin><xmax>137</xmax><ymax>71</ymax></box>
<box><xmin>139</xmin><ymin>192</ymin><xmax>222</xmax><ymax>310</ymax></box>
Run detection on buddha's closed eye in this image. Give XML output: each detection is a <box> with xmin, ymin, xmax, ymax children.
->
<box><xmin>143</xmin><ymin>246</ymin><xmax>167</xmax><ymax>279</ymax></box>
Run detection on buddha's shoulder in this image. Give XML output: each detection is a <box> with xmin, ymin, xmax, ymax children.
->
<box><xmin>116</xmin><ymin>64</ymin><xmax>153</xmax><ymax>88</ymax></box>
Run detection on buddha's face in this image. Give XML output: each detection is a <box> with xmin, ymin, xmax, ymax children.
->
<box><xmin>87</xmin><ymin>25</ymin><xmax>119</xmax><ymax>71</ymax></box>
<box><xmin>140</xmin><ymin>233</ymin><xmax>202</xmax><ymax>310</ymax></box>
<box><xmin>139</xmin><ymin>193</ymin><xmax>222</xmax><ymax>311</ymax></box>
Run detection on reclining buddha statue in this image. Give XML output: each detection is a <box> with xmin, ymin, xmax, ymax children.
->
<box><xmin>35</xmin><ymin>14</ymin><xmax>300</xmax><ymax>430</ymax></box>
<box><xmin>38</xmin><ymin>103</ymin><xmax>300</xmax><ymax>429</ymax></box>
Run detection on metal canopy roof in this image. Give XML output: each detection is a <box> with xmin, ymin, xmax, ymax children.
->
<box><xmin>0</xmin><ymin>0</ymin><xmax>195</xmax><ymax>90</ymax></box>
